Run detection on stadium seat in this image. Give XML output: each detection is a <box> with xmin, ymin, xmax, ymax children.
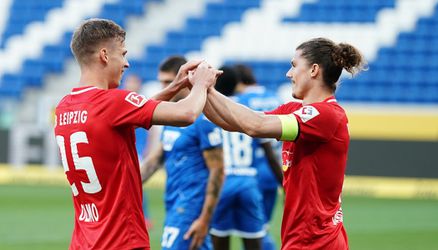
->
<box><xmin>1</xmin><ymin>0</ymin><xmax>64</xmax><ymax>48</ymax></box>
<box><xmin>283</xmin><ymin>0</ymin><xmax>396</xmax><ymax>23</ymax></box>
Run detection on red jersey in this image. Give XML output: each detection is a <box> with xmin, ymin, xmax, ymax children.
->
<box><xmin>266</xmin><ymin>96</ymin><xmax>349</xmax><ymax>250</ymax></box>
<box><xmin>54</xmin><ymin>86</ymin><xmax>160</xmax><ymax>250</ymax></box>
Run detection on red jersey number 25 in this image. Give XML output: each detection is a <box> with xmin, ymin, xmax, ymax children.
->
<box><xmin>56</xmin><ymin>131</ymin><xmax>102</xmax><ymax>196</ymax></box>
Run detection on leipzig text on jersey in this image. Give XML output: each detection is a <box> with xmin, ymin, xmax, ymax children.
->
<box><xmin>56</xmin><ymin>110</ymin><xmax>88</xmax><ymax>127</ymax></box>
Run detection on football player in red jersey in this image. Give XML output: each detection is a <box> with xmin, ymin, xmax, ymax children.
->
<box><xmin>202</xmin><ymin>38</ymin><xmax>367</xmax><ymax>249</ymax></box>
<box><xmin>54</xmin><ymin>18</ymin><xmax>221</xmax><ymax>250</ymax></box>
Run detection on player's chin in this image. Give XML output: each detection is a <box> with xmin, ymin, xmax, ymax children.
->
<box><xmin>292</xmin><ymin>90</ymin><xmax>303</xmax><ymax>100</ymax></box>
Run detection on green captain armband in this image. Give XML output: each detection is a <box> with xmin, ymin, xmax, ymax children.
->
<box><xmin>278</xmin><ymin>115</ymin><xmax>299</xmax><ymax>141</ymax></box>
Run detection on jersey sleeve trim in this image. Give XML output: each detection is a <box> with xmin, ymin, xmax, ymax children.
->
<box><xmin>143</xmin><ymin>99</ymin><xmax>161</xmax><ymax>129</ymax></box>
<box><xmin>278</xmin><ymin>114</ymin><xmax>299</xmax><ymax>141</ymax></box>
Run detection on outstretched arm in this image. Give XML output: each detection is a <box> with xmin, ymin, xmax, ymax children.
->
<box><xmin>204</xmin><ymin>88</ymin><xmax>285</xmax><ymax>139</ymax></box>
<box><xmin>184</xmin><ymin>147</ymin><xmax>224</xmax><ymax>250</ymax></box>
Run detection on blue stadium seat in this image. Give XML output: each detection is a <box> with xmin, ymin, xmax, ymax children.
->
<box><xmin>0</xmin><ymin>0</ymin><xmax>150</xmax><ymax>99</ymax></box>
<box><xmin>283</xmin><ymin>0</ymin><xmax>396</xmax><ymax>23</ymax></box>
<box><xmin>140</xmin><ymin>0</ymin><xmax>262</xmax><ymax>83</ymax></box>
<box><xmin>1</xmin><ymin>0</ymin><xmax>64</xmax><ymax>48</ymax></box>
<box><xmin>0</xmin><ymin>74</ymin><xmax>24</xmax><ymax>99</ymax></box>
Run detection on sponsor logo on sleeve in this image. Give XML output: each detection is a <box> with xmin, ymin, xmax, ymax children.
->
<box><xmin>293</xmin><ymin>106</ymin><xmax>320</xmax><ymax>123</ymax></box>
<box><xmin>125</xmin><ymin>92</ymin><xmax>147</xmax><ymax>107</ymax></box>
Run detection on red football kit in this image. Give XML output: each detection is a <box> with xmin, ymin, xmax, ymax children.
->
<box><xmin>266</xmin><ymin>96</ymin><xmax>349</xmax><ymax>250</ymax></box>
<box><xmin>54</xmin><ymin>86</ymin><xmax>160</xmax><ymax>250</ymax></box>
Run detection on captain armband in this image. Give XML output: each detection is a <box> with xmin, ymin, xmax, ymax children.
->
<box><xmin>278</xmin><ymin>115</ymin><xmax>299</xmax><ymax>141</ymax></box>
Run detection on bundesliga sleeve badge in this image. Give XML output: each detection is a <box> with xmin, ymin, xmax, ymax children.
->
<box><xmin>293</xmin><ymin>106</ymin><xmax>320</xmax><ymax>123</ymax></box>
<box><xmin>125</xmin><ymin>92</ymin><xmax>148</xmax><ymax>107</ymax></box>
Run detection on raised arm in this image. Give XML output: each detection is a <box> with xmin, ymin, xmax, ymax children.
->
<box><xmin>184</xmin><ymin>147</ymin><xmax>224</xmax><ymax>250</ymax></box>
<box><xmin>204</xmin><ymin>88</ymin><xmax>286</xmax><ymax>139</ymax></box>
<box><xmin>151</xmin><ymin>62</ymin><xmax>219</xmax><ymax>127</ymax></box>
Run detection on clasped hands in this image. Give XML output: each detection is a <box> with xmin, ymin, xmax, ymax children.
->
<box><xmin>171</xmin><ymin>60</ymin><xmax>223</xmax><ymax>91</ymax></box>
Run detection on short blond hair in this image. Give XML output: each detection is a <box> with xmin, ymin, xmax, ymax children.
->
<box><xmin>70</xmin><ymin>18</ymin><xmax>126</xmax><ymax>65</ymax></box>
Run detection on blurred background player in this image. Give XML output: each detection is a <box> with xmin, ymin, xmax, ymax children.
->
<box><xmin>123</xmin><ymin>73</ymin><xmax>153</xmax><ymax>229</ymax></box>
<box><xmin>232</xmin><ymin>64</ymin><xmax>283</xmax><ymax>250</ymax></box>
<box><xmin>209</xmin><ymin>66</ymin><xmax>266</xmax><ymax>250</ymax></box>
<box><xmin>141</xmin><ymin>56</ymin><xmax>225</xmax><ymax>250</ymax></box>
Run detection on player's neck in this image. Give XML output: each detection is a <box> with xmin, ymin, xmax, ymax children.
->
<box><xmin>302</xmin><ymin>86</ymin><xmax>333</xmax><ymax>105</ymax></box>
<box><xmin>79</xmin><ymin>69</ymin><xmax>110</xmax><ymax>90</ymax></box>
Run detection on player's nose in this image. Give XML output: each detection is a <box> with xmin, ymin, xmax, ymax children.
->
<box><xmin>286</xmin><ymin>68</ymin><xmax>293</xmax><ymax>79</ymax></box>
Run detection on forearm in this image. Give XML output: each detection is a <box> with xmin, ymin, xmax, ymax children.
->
<box><xmin>175</xmin><ymin>83</ymin><xmax>208</xmax><ymax>122</ymax></box>
<box><xmin>151</xmin><ymin>82</ymin><xmax>184</xmax><ymax>101</ymax></box>
<box><xmin>206</xmin><ymin>88</ymin><xmax>267</xmax><ymax>136</ymax></box>
<box><xmin>262</xmin><ymin>142</ymin><xmax>283</xmax><ymax>184</ymax></box>
<box><xmin>140</xmin><ymin>162</ymin><xmax>162</xmax><ymax>183</ymax></box>
<box><xmin>268</xmin><ymin>157</ymin><xmax>283</xmax><ymax>184</ymax></box>
<box><xmin>203</xmin><ymin>95</ymin><xmax>235</xmax><ymax>131</ymax></box>
<box><xmin>199</xmin><ymin>167</ymin><xmax>224</xmax><ymax>223</ymax></box>
<box><xmin>140</xmin><ymin>145</ymin><xmax>164</xmax><ymax>183</ymax></box>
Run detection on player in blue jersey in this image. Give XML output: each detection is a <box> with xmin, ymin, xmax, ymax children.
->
<box><xmin>209</xmin><ymin>66</ymin><xmax>267</xmax><ymax>250</ymax></box>
<box><xmin>141</xmin><ymin>56</ymin><xmax>225</xmax><ymax>250</ymax></box>
<box><xmin>233</xmin><ymin>64</ymin><xmax>283</xmax><ymax>250</ymax></box>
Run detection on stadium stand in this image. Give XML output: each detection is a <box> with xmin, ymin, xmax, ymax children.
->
<box><xmin>0</xmin><ymin>0</ymin><xmax>65</xmax><ymax>48</ymax></box>
<box><xmin>0</xmin><ymin>0</ymin><xmax>437</xmax><ymax>132</ymax></box>
<box><xmin>283</xmin><ymin>0</ymin><xmax>395</xmax><ymax>23</ymax></box>
<box><xmin>0</xmin><ymin>0</ymin><xmax>153</xmax><ymax>100</ymax></box>
<box><xmin>337</xmin><ymin>3</ymin><xmax>438</xmax><ymax>103</ymax></box>
<box><xmin>128</xmin><ymin>0</ymin><xmax>261</xmax><ymax>82</ymax></box>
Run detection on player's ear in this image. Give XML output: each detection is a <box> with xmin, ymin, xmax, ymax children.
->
<box><xmin>310</xmin><ymin>63</ymin><xmax>319</xmax><ymax>78</ymax></box>
<box><xmin>99</xmin><ymin>48</ymin><xmax>109</xmax><ymax>64</ymax></box>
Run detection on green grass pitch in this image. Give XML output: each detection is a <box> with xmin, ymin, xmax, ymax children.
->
<box><xmin>1</xmin><ymin>184</ymin><xmax>438</xmax><ymax>249</ymax></box>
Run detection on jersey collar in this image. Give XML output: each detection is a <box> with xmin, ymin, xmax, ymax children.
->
<box><xmin>324</xmin><ymin>96</ymin><xmax>337</xmax><ymax>103</ymax></box>
<box><xmin>71</xmin><ymin>86</ymin><xmax>98</xmax><ymax>95</ymax></box>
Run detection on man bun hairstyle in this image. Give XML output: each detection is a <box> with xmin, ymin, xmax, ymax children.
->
<box><xmin>297</xmin><ymin>38</ymin><xmax>367</xmax><ymax>91</ymax></box>
<box><xmin>332</xmin><ymin>43</ymin><xmax>366</xmax><ymax>75</ymax></box>
<box><xmin>71</xmin><ymin>18</ymin><xmax>126</xmax><ymax>65</ymax></box>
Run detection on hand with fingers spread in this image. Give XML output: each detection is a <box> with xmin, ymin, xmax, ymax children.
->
<box><xmin>183</xmin><ymin>217</ymin><xmax>209</xmax><ymax>250</ymax></box>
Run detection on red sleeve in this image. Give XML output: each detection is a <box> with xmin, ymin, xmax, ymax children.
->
<box><xmin>292</xmin><ymin>103</ymin><xmax>342</xmax><ymax>142</ymax></box>
<box><xmin>104</xmin><ymin>89</ymin><xmax>161</xmax><ymax>129</ymax></box>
